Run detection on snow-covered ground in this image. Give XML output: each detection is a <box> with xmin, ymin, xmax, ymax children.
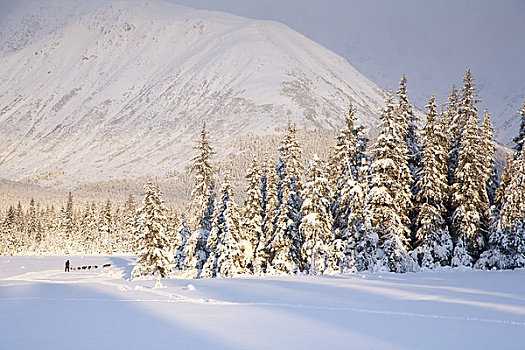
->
<box><xmin>1</xmin><ymin>256</ymin><xmax>524</xmax><ymax>349</ymax></box>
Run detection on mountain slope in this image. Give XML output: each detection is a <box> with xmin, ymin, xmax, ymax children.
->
<box><xmin>0</xmin><ymin>0</ymin><xmax>387</xmax><ymax>186</ymax></box>
<box><xmin>167</xmin><ymin>0</ymin><xmax>525</xmax><ymax>145</ymax></box>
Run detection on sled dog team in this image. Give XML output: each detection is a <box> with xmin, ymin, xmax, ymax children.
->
<box><xmin>65</xmin><ymin>259</ymin><xmax>111</xmax><ymax>272</ymax></box>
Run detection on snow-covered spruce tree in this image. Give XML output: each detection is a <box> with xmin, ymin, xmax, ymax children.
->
<box><xmin>481</xmin><ymin>110</ymin><xmax>497</xmax><ymax>206</ymax></box>
<box><xmin>512</xmin><ymin>99</ymin><xmax>525</xmax><ymax>156</ymax></box>
<box><xmin>62</xmin><ymin>191</ymin><xmax>75</xmax><ymax>243</ymax></box>
<box><xmin>79</xmin><ymin>202</ymin><xmax>97</xmax><ymax>253</ymax></box>
<box><xmin>396</xmin><ymin>74</ymin><xmax>421</xmax><ymax>182</ymax></box>
<box><xmin>327</xmin><ymin>103</ymin><xmax>360</xmax><ymax>237</ymax></box>
<box><xmin>366</xmin><ymin>94</ymin><xmax>415</xmax><ymax>272</ymax></box>
<box><xmin>365</xmin><ymin>96</ymin><xmax>414</xmax><ymax>272</ymax></box>
<box><xmin>1</xmin><ymin>205</ymin><xmax>18</xmax><ymax>255</ymax></box>
<box><xmin>267</xmin><ymin>122</ymin><xmax>304</xmax><ymax>275</ymax></box>
<box><xmin>183</xmin><ymin>123</ymin><xmax>215</xmax><ymax>278</ymax></box>
<box><xmin>495</xmin><ymin>153</ymin><xmax>514</xmax><ymax>211</ymax></box>
<box><xmin>413</xmin><ymin>94</ymin><xmax>452</xmax><ymax>268</ymax></box>
<box><xmin>257</xmin><ymin>158</ymin><xmax>278</xmax><ymax>274</ymax></box>
<box><xmin>98</xmin><ymin>199</ymin><xmax>113</xmax><ymax>254</ymax></box>
<box><xmin>189</xmin><ymin>122</ymin><xmax>215</xmax><ymax>232</ymax></box>
<box><xmin>451</xmin><ymin>234</ymin><xmax>472</xmax><ymax>268</ymax></box>
<box><xmin>347</xmin><ymin>156</ymin><xmax>374</xmax><ymax>272</ymax></box>
<box><xmin>451</xmin><ymin>69</ymin><xmax>491</xmax><ymax>261</ymax></box>
<box><xmin>446</xmin><ymin>84</ymin><xmax>462</xmax><ymax>189</ymax></box>
<box><xmin>172</xmin><ymin>213</ymin><xmax>189</xmax><ymax>271</ymax></box>
<box><xmin>478</xmin><ymin>149</ymin><xmax>525</xmax><ymax>269</ymax></box>
<box><xmin>122</xmin><ymin>195</ymin><xmax>137</xmax><ymax>252</ymax></box>
<box><xmin>241</xmin><ymin>159</ymin><xmax>264</xmax><ymax>273</ymax></box>
<box><xmin>300</xmin><ymin>155</ymin><xmax>336</xmax><ymax>275</ymax></box>
<box><xmin>131</xmin><ymin>180</ymin><xmax>174</xmax><ymax>280</ymax></box>
<box><xmin>202</xmin><ymin>174</ymin><xmax>248</xmax><ymax>278</ymax></box>
<box><xmin>27</xmin><ymin>197</ymin><xmax>42</xmax><ymax>250</ymax></box>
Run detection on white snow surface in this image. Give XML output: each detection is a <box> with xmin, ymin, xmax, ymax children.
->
<box><xmin>0</xmin><ymin>0</ymin><xmax>387</xmax><ymax>186</ymax></box>
<box><xmin>1</xmin><ymin>255</ymin><xmax>524</xmax><ymax>349</ymax></box>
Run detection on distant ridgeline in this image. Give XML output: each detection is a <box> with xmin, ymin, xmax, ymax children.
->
<box><xmin>2</xmin><ymin>71</ymin><xmax>525</xmax><ymax>276</ymax></box>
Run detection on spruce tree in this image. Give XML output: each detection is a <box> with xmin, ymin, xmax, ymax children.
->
<box><xmin>63</xmin><ymin>192</ymin><xmax>75</xmax><ymax>242</ymax></box>
<box><xmin>451</xmin><ymin>235</ymin><xmax>472</xmax><ymax>267</ymax></box>
<box><xmin>446</xmin><ymin>84</ymin><xmax>461</xmax><ymax>188</ymax></box>
<box><xmin>498</xmin><ymin>150</ymin><xmax>525</xmax><ymax>267</ymax></box>
<box><xmin>451</xmin><ymin>70</ymin><xmax>489</xmax><ymax>260</ymax></box>
<box><xmin>367</xmin><ymin>94</ymin><xmax>415</xmax><ymax>272</ymax></box>
<box><xmin>27</xmin><ymin>198</ymin><xmax>41</xmax><ymax>248</ymax></box>
<box><xmin>512</xmin><ymin>99</ymin><xmax>525</xmax><ymax>156</ymax></box>
<box><xmin>242</xmin><ymin>159</ymin><xmax>264</xmax><ymax>272</ymax></box>
<box><xmin>173</xmin><ymin>213</ymin><xmax>189</xmax><ymax>270</ymax></box>
<box><xmin>267</xmin><ymin>123</ymin><xmax>304</xmax><ymax>275</ymax></box>
<box><xmin>257</xmin><ymin>158</ymin><xmax>278</xmax><ymax>274</ymax></box>
<box><xmin>202</xmin><ymin>174</ymin><xmax>247</xmax><ymax>277</ymax></box>
<box><xmin>300</xmin><ymin>155</ymin><xmax>335</xmax><ymax>274</ymax></box>
<box><xmin>184</xmin><ymin>123</ymin><xmax>215</xmax><ymax>277</ymax></box>
<box><xmin>396</xmin><ymin>74</ymin><xmax>421</xmax><ymax>180</ymax></box>
<box><xmin>348</xmin><ymin>156</ymin><xmax>373</xmax><ymax>272</ymax></box>
<box><xmin>98</xmin><ymin>199</ymin><xmax>113</xmax><ymax>253</ymax></box>
<box><xmin>495</xmin><ymin>153</ymin><xmax>514</xmax><ymax>210</ymax></box>
<box><xmin>122</xmin><ymin>195</ymin><xmax>137</xmax><ymax>252</ymax></box>
<box><xmin>131</xmin><ymin>180</ymin><xmax>173</xmax><ymax>279</ymax></box>
<box><xmin>413</xmin><ymin>94</ymin><xmax>452</xmax><ymax>268</ymax></box>
<box><xmin>189</xmin><ymin>122</ymin><xmax>215</xmax><ymax>232</ymax></box>
<box><xmin>480</xmin><ymin>110</ymin><xmax>497</xmax><ymax>206</ymax></box>
<box><xmin>327</xmin><ymin>103</ymin><xmax>360</xmax><ymax>237</ymax></box>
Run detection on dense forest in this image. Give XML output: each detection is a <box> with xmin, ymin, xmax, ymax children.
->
<box><xmin>2</xmin><ymin>70</ymin><xmax>525</xmax><ymax>278</ymax></box>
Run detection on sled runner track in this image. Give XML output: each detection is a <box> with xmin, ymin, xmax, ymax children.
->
<box><xmin>2</xmin><ymin>294</ymin><xmax>524</xmax><ymax>327</ymax></box>
<box><xmin>4</xmin><ymin>265</ymin><xmax>525</xmax><ymax>330</ymax></box>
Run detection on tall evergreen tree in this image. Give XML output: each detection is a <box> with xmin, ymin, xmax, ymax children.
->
<box><xmin>189</xmin><ymin>123</ymin><xmax>215</xmax><ymax>232</ymax></box>
<box><xmin>396</xmin><ymin>74</ymin><xmax>421</xmax><ymax>180</ymax></box>
<box><xmin>446</xmin><ymin>84</ymin><xmax>462</xmax><ymax>187</ymax></box>
<box><xmin>512</xmin><ymin>99</ymin><xmax>525</xmax><ymax>156</ymax></box>
<box><xmin>367</xmin><ymin>94</ymin><xmax>415</xmax><ymax>272</ymax></box>
<box><xmin>413</xmin><ymin>94</ymin><xmax>452</xmax><ymax>268</ymax></box>
<box><xmin>242</xmin><ymin>159</ymin><xmax>264</xmax><ymax>272</ymax></box>
<box><xmin>27</xmin><ymin>198</ymin><xmax>41</xmax><ymax>248</ymax></box>
<box><xmin>451</xmin><ymin>69</ymin><xmax>489</xmax><ymax>260</ymax></box>
<box><xmin>327</xmin><ymin>103</ymin><xmax>360</xmax><ymax>236</ymax></box>
<box><xmin>300</xmin><ymin>155</ymin><xmax>335</xmax><ymax>274</ymax></box>
<box><xmin>184</xmin><ymin>123</ymin><xmax>215</xmax><ymax>277</ymax></box>
<box><xmin>257</xmin><ymin>158</ymin><xmax>278</xmax><ymax>274</ymax></box>
<box><xmin>480</xmin><ymin>110</ymin><xmax>497</xmax><ymax>206</ymax></box>
<box><xmin>131</xmin><ymin>180</ymin><xmax>173</xmax><ymax>279</ymax></box>
<box><xmin>63</xmin><ymin>191</ymin><xmax>75</xmax><ymax>242</ymax></box>
<box><xmin>202</xmin><ymin>174</ymin><xmax>247</xmax><ymax>277</ymax></box>
<box><xmin>477</xmin><ymin>149</ymin><xmax>525</xmax><ymax>269</ymax></box>
<box><xmin>267</xmin><ymin>122</ymin><xmax>304</xmax><ymax>275</ymax></box>
<box><xmin>348</xmin><ymin>157</ymin><xmax>373</xmax><ymax>272</ymax></box>
<box><xmin>495</xmin><ymin>153</ymin><xmax>514</xmax><ymax>210</ymax></box>
<box><xmin>173</xmin><ymin>213</ymin><xmax>190</xmax><ymax>270</ymax></box>
<box><xmin>98</xmin><ymin>199</ymin><xmax>113</xmax><ymax>253</ymax></box>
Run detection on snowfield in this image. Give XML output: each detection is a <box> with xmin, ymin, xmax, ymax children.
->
<box><xmin>1</xmin><ymin>256</ymin><xmax>524</xmax><ymax>349</ymax></box>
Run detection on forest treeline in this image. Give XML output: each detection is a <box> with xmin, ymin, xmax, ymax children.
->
<box><xmin>2</xmin><ymin>70</ymin><xmax>525</xmax><ymax>278</ymax></box>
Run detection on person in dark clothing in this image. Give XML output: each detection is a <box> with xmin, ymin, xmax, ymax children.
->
<box><xmin>65</xmin><ymin>259</ymin><xmax>70</xmax><ymax>272</ymax></box>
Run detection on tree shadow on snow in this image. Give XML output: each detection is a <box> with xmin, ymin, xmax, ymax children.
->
<box><xmin>107</xmin><ymin>256</ymin><xmax>135</xmax><ymax>280</ymax></box>
<box><xmin>0</xmin><ymin>281</ymin><xmax>242</xmax><ymax>350</ymax></box>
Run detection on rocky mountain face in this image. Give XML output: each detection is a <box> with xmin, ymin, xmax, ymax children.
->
<box><xmin>0</xmin><ymin>0</ymin><xmax>388</xmax><ymax>186</ymax></box>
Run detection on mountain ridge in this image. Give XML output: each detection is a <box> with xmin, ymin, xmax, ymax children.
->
<box><xmin>0</xmin><ymin>0</ymin><xmax>388</xmax><ymax>186</ymax></box>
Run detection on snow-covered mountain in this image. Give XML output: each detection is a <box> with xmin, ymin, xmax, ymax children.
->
<box><xmin>168</xmin><ymin>0</ymin><xmax>525</xmax><ymax>145</ymax></box>
<box><xmin>0</xmin><ymin>0</ymin><xmax>388</xmax><ymax>186</ymax></box>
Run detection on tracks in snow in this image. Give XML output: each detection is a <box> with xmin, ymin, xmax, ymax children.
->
<box><xmin>3</xmin><ymin>268</ymin><xmax>525</xmax><ymax>328</ymax></box>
